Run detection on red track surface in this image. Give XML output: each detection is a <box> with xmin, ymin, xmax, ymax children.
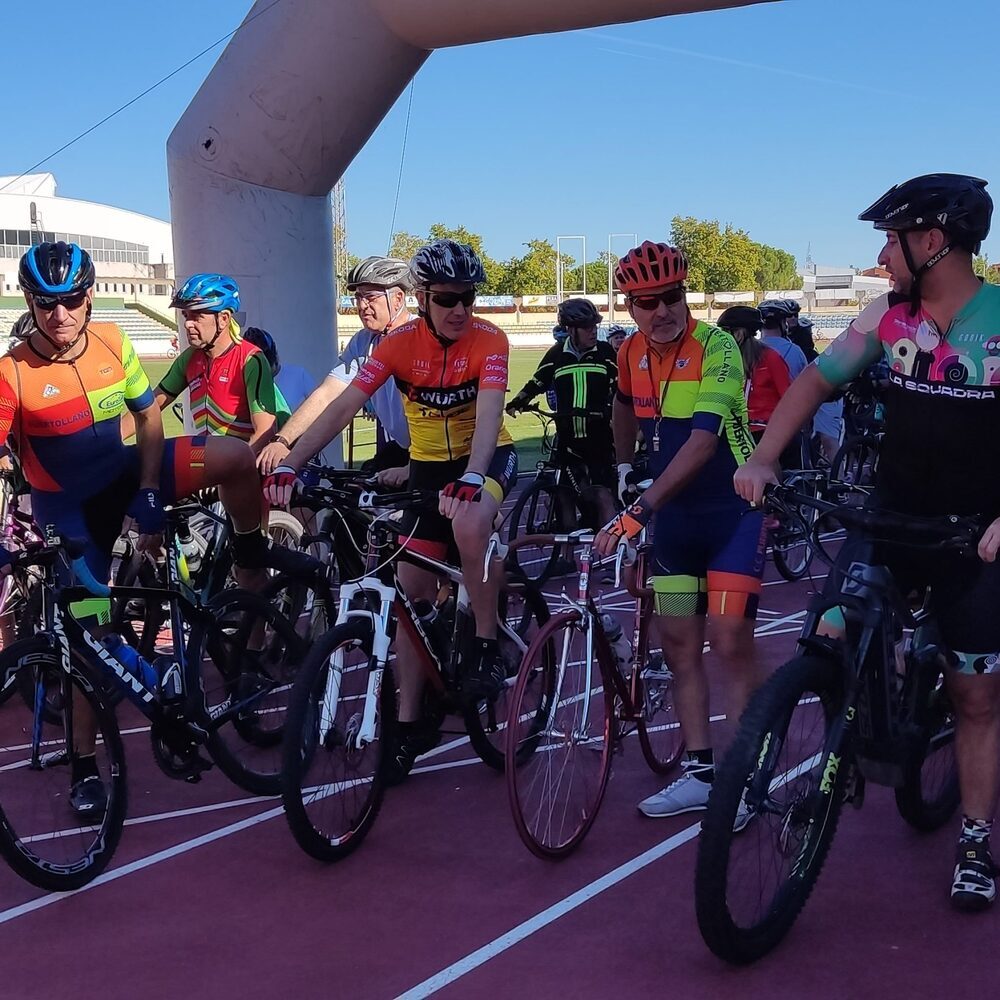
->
<box><xmin>1</xmin><ymin>533</ymin><xmax>995</xmax><ymax>999</ymax></box>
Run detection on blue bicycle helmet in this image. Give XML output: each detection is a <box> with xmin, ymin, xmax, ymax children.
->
<box><xmin>170</xmin><ymin>273</ymin><xmax>241</xmax><ymax>313</ymax></box>
<box><xmin>19</xmin><ymin>242</ymin><xmax>95</xmax><ymax>298</ymax></box>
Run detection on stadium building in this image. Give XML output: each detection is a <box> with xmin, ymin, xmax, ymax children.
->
<box><xmin>0</xmin><ymin>173</ymin><xmax>177</xmax><ymax>355</ymax></box>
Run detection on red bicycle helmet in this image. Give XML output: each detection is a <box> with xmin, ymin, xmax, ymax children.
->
<box><xmin>614</xmin><ymin>242</ymin><xmax>688</xmax><ymax>294</ymax></box>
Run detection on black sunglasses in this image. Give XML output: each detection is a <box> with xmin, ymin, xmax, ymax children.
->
<box><xmin>32</xmin><ymin>290</ymin><xmax>89</xmax><ymax>312</ymax></box>
<box><xmin>429</xmin><ymin>289</ymin><xmax>476</xmax><ymax>309</ymax></box>
<box><xmin>627</xmin><ymin>287</ymin><xmax>686</xmax><ymax>310</ymax></box>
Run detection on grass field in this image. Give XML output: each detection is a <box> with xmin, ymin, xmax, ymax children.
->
<box><xmin>142</xmin><ymin>348</ymin><xmax>551</xmax><ymax>467</ymax></box>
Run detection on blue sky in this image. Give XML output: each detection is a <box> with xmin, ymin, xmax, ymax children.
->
<box><xmin>4</xmin><ymin>0</ymin><xmax>997</xmax><ymax>269</ymax></box>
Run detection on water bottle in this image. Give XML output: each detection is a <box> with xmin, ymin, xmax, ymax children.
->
<box><xmin>153</xmin><ymin>655</ymin><xmax>184</xmax><ymax>703</ymax></box>
<box><xmin>600</xmin><ymin>614</ymin><xmax>633</xmax><ymax>677</ymax></box>
<box><xmin>101</xmin><ymin>634</ymin><xmax>158</xmax><ymax>690</ymax></box>
<box><xmin>176</xmin><ymin>521</ymin><xmax>203</xmax><ymax>576</ymax></box>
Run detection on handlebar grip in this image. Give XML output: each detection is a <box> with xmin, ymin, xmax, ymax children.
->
<box><xmin>71</xmin><ymin>557</ymin><xmax>112</xmax><ymax>598</ymax></box>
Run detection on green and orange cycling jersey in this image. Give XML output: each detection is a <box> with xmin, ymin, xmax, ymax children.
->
<box><xmin>159</xmin><ymin>338</ymin><xmax>279</xmax><ymax>441</ymax></box>
<box><xmin>351</xmin><ymin>316</ymin><xmax>514</xmax><ymax>462</ymax></box>
<box><xmin>0</xmin><ymin>324</ymin><xmax>154</xmax><ymax>496</ymax></box>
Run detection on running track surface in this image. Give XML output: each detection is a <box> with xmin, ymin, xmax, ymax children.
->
<box><xmin>1</xmin><ymin>512</ymin><xmax>994</xmax><ymax>1000</ymax></box>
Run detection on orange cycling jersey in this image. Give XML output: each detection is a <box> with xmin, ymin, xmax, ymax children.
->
<box><xmin>352</xmin><ymin>316</ymin><xmax>513</xmax><ymax>462</ymax></box>
<box><xmin>0</xmin><ymin>324</ymin><xmax>155</xmax><ymax>496</ymax></box>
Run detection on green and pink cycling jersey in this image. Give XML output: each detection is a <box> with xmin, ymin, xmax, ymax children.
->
<box><xmin>817</xmin><ymin>284</ymin><xmax>1000</xmax><ymax>518</ymax></box>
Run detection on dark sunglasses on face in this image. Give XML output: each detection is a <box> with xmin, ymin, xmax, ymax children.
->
<box><xmin>32</xmin><ymin>290</ymin><xmax>88</xmax><ymax>312</ymax></box>
<box><xmin>627</xmin><ymin>287</ymin><xmax>686</xmax><ymax>310</ymax></box>
<box><xmin>429</xmin><ymin>289</ymin><xmax>476</xmax><ymax>309</ymax></box>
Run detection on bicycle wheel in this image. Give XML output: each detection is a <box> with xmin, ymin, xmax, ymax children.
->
<box><xmin>110</xmin><ymin>547</ymin><xmax>167</xmax><ymax>661</ymax></box>
<box><xmin>506</xmin><ymin>478</ymin><xmax>564</xmax><ymax>584</ymax></box>
<box><xmin>770</xmin><ymin>477</ymin><xmax>819</xmax><ymax>583</ymax></box>
<box><xmin>636</xmin><ymin>648</ymin><xmax>685</xmax><ymax>775</ymax></box>
<box><xmin>895</xmin><ymin>656</ymin><xmax>959</xmax><ymax>831</ymax></box>
<box><xmin>281</xmin><ymin>619</ymin><xmax>395</xmax><ymax>861</ymax></box>
<box><xmin>696</xmin><ymin>653</ymin><xmax>847</xmax><ymax>964</ymax></box>
<box><xmin>506</xmin><ymin>609</ymin><xmax>614</xmax><ymax>858</ymax></box>
<box><xmin>201</xmin><ymin>589</ymin><xmax>308</xmax><ymax>795</ymax></box>
<box><xmin>832</xmin><ymin>435</ymin><xmax>878</xmax><ymax>503</ymax></box>
<box><xmin>267</xmin><ymin>509</ymin><xmax>304</xmax><ymax>550</ymax></box>
<box><xmin>0</xmin><ymin>638</ymin><xmax>127</xmax><ymax>891</ymax></box>
<box><xmin>463</xmin><ymin>580</ymin><xmax>551</xmax><ymax>770</ymax></box>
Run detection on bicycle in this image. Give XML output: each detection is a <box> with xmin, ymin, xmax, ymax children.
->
<box><xmin>504</xmin><ymin>528</ymin><xmax>684</xmax><ymax>857</ymax></box>
<box><xmin>506</xmin><ymin>402</ymin><xmax>618</xmax><ymax>584</ymax></box>
<box><xmin>0</xmin><ymin>513</ymin><xmax>316</xmax><ymax>891</ymax></box>
<box><xmin>695</xmin><ymin>481</ymin><xmax>975</xmax><ymax>963</ymax></box>
<box><xmin>281</xmin><ymin>485</ymin><xmax>551</xmax><ymax>862</ymax></box>
<box><xmin>768</xmin><ymin>468</ymin><xmax>826</xmax><ymax>583</ymax></box>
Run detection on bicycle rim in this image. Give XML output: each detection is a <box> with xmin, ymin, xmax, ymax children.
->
<box><xmin>506</xmin><ymin>610</ymin><xmax>613</xmax><ymax>858</ymax></box>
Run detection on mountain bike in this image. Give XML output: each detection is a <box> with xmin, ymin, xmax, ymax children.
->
<box><xmin>281</xmin><ymin>485</ymin><xmax>550</xmax><ymax>862</ymax></box>
<box><xmin>506</xmin><ymin>403</ymin><xmax>618</xmax><ymax>584</ymax></box>
<box><xmin>0</xmin><ymin>515</ymin><xmax>318</xmax><ymax>891</ymax></box>
<box><xmin>695</xmin><ymin>482</ymin><xmax>975</xmax><ymax>963</ymax></box>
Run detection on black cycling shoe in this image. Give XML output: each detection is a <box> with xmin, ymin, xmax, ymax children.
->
<box><xmin>382</xmin><ymin>722</ymin><xmax>442</xmax><ymax>787</ymax></box>
<box><xmin>231</xmin><ymin>531</ymin><xmax>324</xmax><ymax>581</ymax></box>
<box><xmin>951</xmin><ymin>839</ymin><xmax>997</xmax><ymax>912</ymax></box>
<box><xmin>69</xmin><ymin>776</ymin><xmax>108</xmax><ymax>820</ymax></box>
<box><xmin>464</xmin><ymin>642</ymin><xmax>507</xmax><ymax>702</ymax></box>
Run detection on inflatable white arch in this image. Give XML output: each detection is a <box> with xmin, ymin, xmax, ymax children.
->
<box><xmin>167</xmin><ymin>0</ymin><xmax>763</xmax><ymax>376</ymax></box>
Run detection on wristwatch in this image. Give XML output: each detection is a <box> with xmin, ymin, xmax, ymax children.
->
<box><xmin>275</xmin><ymin>434</ymin><xmax>292</xmax><ymax>448</ymax></box>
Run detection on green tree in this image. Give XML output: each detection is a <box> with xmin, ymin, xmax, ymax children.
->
<box><xmin>502</xmin><ymin>239</ymin><xmax>559</xmax><ymax>295</ymax></box>
<box><xmin>388</xmin><ymin>231</ymin><xmax>424</xmax><ymax>260</ymax></box>
<box><xmin>754</xmin><ymin>244</ymin><xmax>802</xmax><ymax>291</ymax></box>
<box><xmin>974</xmin><ymin>255</ymin><xmax>1000</xmax><ymax>284</ymax></box>
<box><xmin>564</xmin><ymin>251</ymin><xmax>616</xmax><ymax>297</ymax></box>
<box><xmin>426</xmin><ymin>223</ymin><xmax>505</xmax><ymax>294</ymax></box>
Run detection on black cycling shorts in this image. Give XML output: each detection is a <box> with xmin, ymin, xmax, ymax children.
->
<box><xmin>401</xmin><ymin>445</ymin><xmax>518</xmax><ymax>556</ymax></box>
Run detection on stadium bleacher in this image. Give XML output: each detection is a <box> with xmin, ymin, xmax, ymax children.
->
<box><xmin>1</xmin><ymin>306</ymin><xmax>175</xmax><ymax>356</ymax></box>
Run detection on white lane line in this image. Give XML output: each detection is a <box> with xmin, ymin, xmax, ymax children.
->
<box><xmin>763</xmin><ymin>573</ymin><xmax>827</xmax><ymax>587</ymax></box>
<box><xmin>395</xmin><ymin>823</ymin><xmax>702</xmax><ymax>1000</ymax></box>
<box><xmin>0</xmin><ymin>754</ymin><xmax>484</xmax><ymax>926</ymax></box>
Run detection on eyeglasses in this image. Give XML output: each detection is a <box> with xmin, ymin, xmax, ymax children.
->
<box><xmin>627</xmin><ymin>287</ymin><xmax>687</xmax><ymax>310</ymax></box>
<box><xmin>354</xmin><ymin>290</ymin><xmax>389</xmax><ymax>304</ymax></box>
<box><xmin>429</xmin><ymin>289</ymin><xmax>476</xmax><ymax>309</ymax></box>
<box><xmin>32</xmin><ymin>290</ymin><xmax>88</xmax><ymax>312</ymax></box>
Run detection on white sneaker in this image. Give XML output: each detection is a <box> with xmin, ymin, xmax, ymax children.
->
<box><xmin>637</xmin><ymin>762</ymin><xmax>712</xmax><ymax>818</ymax></box>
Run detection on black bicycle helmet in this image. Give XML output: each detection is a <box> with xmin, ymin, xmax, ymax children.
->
<box><xmin>758</xmin><ymin>299</ymin><xmax>795</xmax><ymax>326</ymax></box>
<box><xmin>19</xmin><ymin>242</ymin><xmax>95</xmax><ymax>298</ymax></box>
<box><xmin>557</xmin><ymin>297</ymin><xmax>602</xmax><ymax>329</ymax></box>
<box><xmin>346</xmin><ymin>256</ymin><xmax>412</xmax><ymax>292</ymax></box>
<box><xmin>243</xmin><ymin>327</ymin><xmax>278</xmax><ymax>368</ymax></box>
<box><xmin>409</xmin><ymin>240</ymin><xmax>486</xmax><ymax>287</ymax></box>
<box><xmin>9</xmin><ymin>312</ymin><xmax>36</xmax><ymax>341</ymax></box>
<box><xmin>859</xmin><ymin>173</ymin><xmax>992</xmax><ymax>253</ymax></box>
<box><xmin>717</xmin><ymin>306</ymin><xmax>762</xmax><ymax>333</ymax></box>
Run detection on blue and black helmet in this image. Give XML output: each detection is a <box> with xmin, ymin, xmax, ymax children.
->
<box><xmin>243</xmin><ymin>327</ymin><xmax>278</xmax><ymax>368</ymax></box>
<box><xmin>19</xmin><ymin>242</ymin><xmax>95</xmax><ymax>298</ymax></box>
<box><xmin>170</xmin><ymin>273</ymin><xmax>241</xmax><ymax>313</ymax></box>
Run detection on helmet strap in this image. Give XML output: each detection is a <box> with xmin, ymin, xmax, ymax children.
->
<box><xmin>30</xmin><ymin>300</ymin><xmax>91</xmax><ymax>358</ymax></box>
<box><xmin>901</xmin><ymin>230</ymin><xmax>952</xmax><ymax>315</ymax></box>
<box><xmin>198</xmin><ymin>314</ymin><xmax>226</xmax><ymax>352</ymax></box>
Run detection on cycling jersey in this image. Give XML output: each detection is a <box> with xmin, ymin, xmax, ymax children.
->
<box><xmin>0</xmin><ymin>324</ymin><xmax>154</xmax><ymax>495</ymax></box>
<box><xmin>159</xmin><ymin>339</ymin><xmax>277</xmax><ymax>441</ymax></box>
<box><xmin>746</xmin><ymin>346</ymin><xmax>792</xmax><ymax>431</ymax></box>
<box><xmin>617</xmin><ymin>318</ymin><xmax>755</xmax><ymax>501</ymax></box>
<box><xmin>816</xmin><ymin>286</ymin><xmax>1000</xmax><ymax>516</ymax></box>
<box><xmin>352</xmin><ymin>316</ymin><xmax>513</xmax><ymax>462</ymax></box>
<box><xmin>514</xmin><ymin>339</ymin><xmax>617</xmax><ymax>444</ymax></box>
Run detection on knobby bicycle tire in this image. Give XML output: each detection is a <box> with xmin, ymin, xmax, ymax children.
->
<box><xmin>0</xmin><ymin>637</ymin><xmax>127</xmax><ymax>892</ymax></box>
<box><xmin>696</xmin><ymin>653</ymin><xmax>847</xmax><ymax>964</ymax></box>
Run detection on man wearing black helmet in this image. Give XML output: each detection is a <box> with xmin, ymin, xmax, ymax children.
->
<box><xmin>736</xmin><ymin>173</ymin><xmax>1000</xmax><ymax>911</ymax></box>
<box><xmin>265</xmin><ymin>240</ymin><xmax>517</xmax><ymax>783</ymax></box>
<box><xmin>258</xmin><ymin>256</ymin><xmax>412</xmax><ymax>485</ymax></box>
<box><xmin>506</xmin><ymin>297</ymin><xmax>619</xmax><ymax>526</ymax></box>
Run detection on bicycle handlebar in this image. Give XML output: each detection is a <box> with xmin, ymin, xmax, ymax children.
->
<box><xmin>764</xmin><ymin>482</ymin><xmax>982</xmax><ymax>552</ymax></box>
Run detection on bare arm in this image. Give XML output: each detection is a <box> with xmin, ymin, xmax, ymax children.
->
<box><xmin>121</xmin><ymin>388</ymin><xmax>172</xmax><ymax>442</ymax></box>
<box><xmin>132</xmin><ymin>401</ymin><xmax>165</xmax><ymax>491</ymax></box>
<box><xmin>465</xmin><ymin>389</ymin><xmax>504</xmax><ymax>478</ymax></box>
<box><xmin>613</xmin><ymin>396</ymin><xmax>638</xmax><ymax>464</ymax></box>
<box><xmin>257</xmin><ymin>376</ymin><xmax>345</xmax><ymax>473</ymax></box>
<box><xmin>248</xmin><ymin>410</ymin><xmax>276</xmax><ymax>456</ymax></box>
<box><xmin>283</xmin><ymin>384</ymin><xmax>370</xmax><ymax>473</ymax></box>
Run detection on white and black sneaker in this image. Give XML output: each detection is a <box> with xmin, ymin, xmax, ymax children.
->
<box><xmin>951</xmin><ymin>839</ymin><xmax>997</xmax><ymax>912</ymax></box>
